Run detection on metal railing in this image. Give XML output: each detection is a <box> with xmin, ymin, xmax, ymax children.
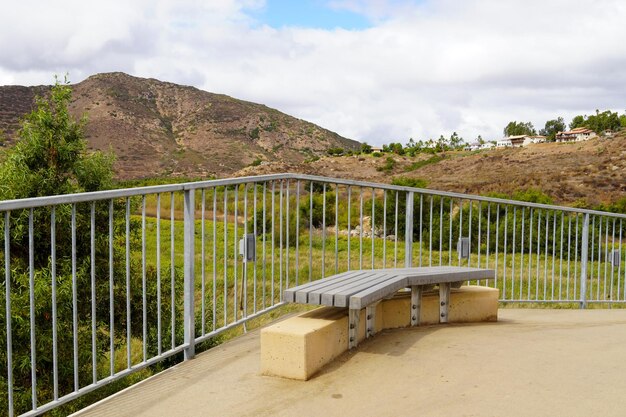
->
<box><xmin>1</xmin><ymin>173</ymin><xmax>625</xmax><ymax>416</ymax></box>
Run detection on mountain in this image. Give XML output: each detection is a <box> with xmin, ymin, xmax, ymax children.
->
<box><xmin>239</xmin><ymin>132</ymin><xmax>626</xmax><ymax>207</ymax></box>
<box><xmin>0</xmin><ymin>72</ymin><xmax>360</xmax><ymax>179</ymax></box>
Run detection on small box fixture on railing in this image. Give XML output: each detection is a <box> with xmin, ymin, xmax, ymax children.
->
<box><xmin>239</xmin><ymin>234</ymin><xmax>257</xmax><ymax>263</ymax></box>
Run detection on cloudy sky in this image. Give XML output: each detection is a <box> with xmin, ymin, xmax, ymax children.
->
<box><xmin>1</xmin><ymin>0</ymin><xmax>625</xmax><ymax>145</ymax></box>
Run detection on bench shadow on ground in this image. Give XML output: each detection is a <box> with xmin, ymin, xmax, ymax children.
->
<box><xmin>312</xmin><ymin>319</ymin><xmax>512</xmax><ymax>380</ymax></box>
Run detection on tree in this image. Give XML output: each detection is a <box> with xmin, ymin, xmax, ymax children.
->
<box><xmin>539</xmin><ymin>117</ymin><xmax>566</xmax><ymax>141</ymax></box>
<box><xmin>476</xmin><ymin>135</ymin><xmax>485</xmax><ymax>145</ymax></box>
<box><xmin>569</xmin><ymin>115</ymin><xmax>585</xmax><ymax>130</ymax></box>
<box><xmin>0</xmin><ymin>78</ymin><xmax>171</xmax><ymax>415</ymax></box>
<box><xmin>569</xmin><ymin>110</ymin><xmax>622</xmax><ymax>133</ymax></box>
<box><xmin>503</xmin><ymin>121</ymin><xmax>536</xmax><ymax>137</ymax></box>
<box><xmin>620</xmin><ymin>113</ymin><xmax>626</xmax><ymax>128</ymax></box>
<box><xmin>360</xmin><ymin>143</ymin><xmax>372</xmax><ymax>154</ymax></box>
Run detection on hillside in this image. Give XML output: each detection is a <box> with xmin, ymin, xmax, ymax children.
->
<box><xmin>0</xmin><ymin>73</ymin><xmax>360</xmax><ymax>179</ymax></box>
<box><xmin>238</xmin><ymin>132</ymin><xmax>626</xmax><ymax>207</ymax></box>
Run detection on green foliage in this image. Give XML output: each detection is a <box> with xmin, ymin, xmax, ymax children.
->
<box><xmin>249</xmin><ymin>127</ymin><xmax>260</xmax><ymax>139</ymax></box>
<box><xmin>326</xmin><ymin>147</ymin><xmax>344</xmax><ymax>156</ymax></box>
<box><xmin>404</xmin><ymin>155</ymin><xmax>444</xmax><ymax>172</ymax></box>
<box><xmin>250</xmin><ymin>158</ymin><xmax>263</xmax><ymax>167</ymax></box>
<box><xmin>391</xmin><ymin>177</ymin><xmax>428</xmax><ymax>189</ymax></box>
<box><xmin>360</xmin><ymin>143</ymin><xmax>372</xmax><ymax>154</ymax></box>
<box><xmin>377</xmin><ymin>156</ymin><xmax>396</xmax><ymax>172</ymax></box>
<box><xmin>540</xmin><ymin>117</ymin><xmax>566</xmax><ymax>141</ymax></box>
<box><xmin>0</xmin><ymin>78</ymin><xmax>114</xmax><ymax>199</ymax></box>
<box><xmin>568</xmin><ymin>110</ymin><xmax>622</xmax><ymax>133</ymax></box>
<box><xmin>620</xmin><ymin>114</ymin><xmax>626</xmax><ymax>128</ymax></box>
<box><xmin>372</xmin><ymin>152</ymin><xmax>382</xmax><ymax>157</ymax></box>
<box><xmin>0</xmin><ymin>78</ymin><xmax>173</xmax><ymax>415</ymax></box>
<box><xmin>504</xmin><ymin>121</ymin><xmax>536</xmax><ymax>137</ymax></box>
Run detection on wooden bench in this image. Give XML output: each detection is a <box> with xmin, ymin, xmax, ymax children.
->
<box><xmin>284</xmin><ymin>266</ymin><xmax>495</xmax><ymax>349</ymax></box>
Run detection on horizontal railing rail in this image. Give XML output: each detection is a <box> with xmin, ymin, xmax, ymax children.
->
<box><xmin>1</xmin><ymin>173</ymin><xmax>625</xmax><ymax>416</ymax></box>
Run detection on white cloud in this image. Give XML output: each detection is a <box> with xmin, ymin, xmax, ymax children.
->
<box><xmin>1</xmin><ymin>0</ymin><xmax>626</xmax><ymax>145</ymax></box>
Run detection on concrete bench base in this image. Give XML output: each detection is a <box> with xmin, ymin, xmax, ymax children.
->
<box><xmin>261</xmin><ymin>286</ymin><xmax>498</xmax><ymax>380</ymax></box>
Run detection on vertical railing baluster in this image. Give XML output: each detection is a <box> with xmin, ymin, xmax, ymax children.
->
<box><xmin>72</xmin><ymin>204</ymin><xmax>78</xmax><ymax>390</ymax></box>
<box><xmin>51</xmin><ymin>207</ymin><xmax>58</xmax><ymax>399</ymax></box>
<box><xmin>559</xmin><ymin>212</ymin><xmax>564</xmax><ymax>301</ymax></box>
<box><xmin>459</xmin><ymin>199</ymin><xmax>464</xmax><ymax>267</ymax></box>
<box><xmin>429</xmin><ymin>196</ymin><xmax>433</xmax><ymax>267</ymax></box>
<box><xmin>286</xmin><ymin>181</ymin><xmax>290</xmax><ymax>290</ymax></box>
<box><xmin>610</xmin><ymin>219</ymin><xmax>616</xmax><ymax>302</ymax></box>
<box><xmin>383</xmin><ymin>190</ymin><xmax>387</xmax><ymax>268</ymax></box>
<box><xmin>543</xmin><ymin>211</ymin><xmax>550</xmax><ymax>301</ymax></box>
<box><xmin>494</xmin><ymin>205</ymin><xmax>500</xmax><ymax>291</ymax></box>
<box><xmin>271</xmin><ymin>183</ymin><xmax>275</xmax><ymax>299</ymax></box>
<box><xmin>440</xmin><ymin>197</ymin><xmax>444</xmax><ymax>267</ymax></box>
<box><xmin>344</xmin><ymin>185</ymin><xmax>352</xmax><ymax>270</ymax></box>
<box><xmin>183</xmin><ymin>188</ymin><xmax>195</xmax><ymax>360</ymax></box>
<box><xmin>527</xmin><ymin>209</ymin><xmax>533</xmax><ymax>300</ymax></box>
<box><xmin>109</xmin><ymin>200</ymin><xmax>115</xmax><ymax>375</ymax></box>
<box><xmin>468</xmin><ymin>200</ymin><xmax>473</xmax><ymax>269</ymax></box>
<box><xmin>551</xmin><ymin>212</ymin><xmax>557</xmax><ymax>301</ymax></box>
<box><xmin>580</xmin><ymin>213</ymin><xmax>590</xmax><ymax>308</ymax></box>
<box><xmin>29</xmin><ymin>209</ymin><xmax>37</xmax><ymax>409</ymax></box>
<box><xmin>90</xmin><ymin>203</ymin><xmax>96</xmax><ymax>384</ymax></box>
<box><xmin>157</xmin><ymin>194</ymin><xmax>162</xmax><ymax>353</ymax></box>
<box><xmin>618</xmin><ymin>219</ymin><xmax>623</xmax><ymax>301</ymax></box>
<box><xmin>535</xmin><ymin>211</ymin><xmax>541</xmax><ymax>300</ymax></box>
<box><xmin>486</xmin><ymin>203</ymin><xmax>491</xmax><ymax>272</ymax></box>
<box><xmin>359</xmin><ymin>187</ymin><xmax>363</xmax><ymax>270</ymax></box>
<box><xmin>223</xmin><ymin>188</ymin><xmax>228</xmax><ymax>326</ymax></box>
<box><xmin>244</xmin><ymin>184</ymin><xmax>249</xmax><ymax>318</ymax></box>
<box><xmin>309</xmin><ymin>182</ymin><xmax>313</xmax><ymax>279</ymax></box>
<box><xmin>519</xmin><ymin>208</ymin><xmax>525</xmax><ymax>300</ymax></box>
<box><xmin>511</xmin><ymin>206</ymin><xmax>516</xmax><ymax>300</ymax></box>
<box><xmin>212</xmin><ymin>189</ymin><xmax>217</xmax><ymax>329</ymax></box>
<box><xmin>574</xmin><ymin>214</ymin><xmax>579</xmax><ymax>300</ymax></box>
<box><xmin>125</xmin><ymin>199</ymin><xmax>131</xmax><ymax>369</ymax></box>
<box><xmin>394</xmin><ymin>191</ymin><xmax>398</xmax><ymax>268</ymax></box>
<box><xmin>503</xmin><ymin>205</ymin><xmax>508</xmax><ymax>299</ymax></box>
<box><xmin>419</xmin><ymin>194</ymin><xmax>423</xmax><ymax>267</ymax></box>
<box><xmin>296</xmin><ymin>181</ymin><xmax>301</xmax><ymax>285</ymax></box>
<box><xmin>201</xmin><ymin>190</ymin><xmax>206</xmax><ymax>334</ymax></box>
<box><xmin>567</xmin><ymin>214</ymin><xmax>572</xmax><ymax>300</ymax></box>
<box><xmin>322</xmin><ymin>183</ymin><xmax>326</xmax><ymax>277</ymax></box>
<box><xmin>370</xmin><ymin>187</ymin><xmax>376</xmax><ymax>269</ymax></box>
<box><xmin>596</xmin><ymin>217</ymin><xmax>602</xmax><ymax>300</ymax></box>
<box><xmin>234</xmin><ymin>186</ymin><xmax>239</xmax><ymax>320</ymax></box>
<box><xmin>171</xmin><ymin>193</ymin><xmax>176</xmax><ymax>348</ymax></box>
<box><xmin>335</xmin><ymin>184</ymin><xmax>338</xmax><ymax>274</ymax></box>
<box><xmin>262</xmin><ymin>183</ymin><xmax>267</xmax><ymax>309</ymax></box>
<box><xmin>5</xmin><ymin>211</ymin><xmax>14</xmax><ymax>417</ymax></box>
<box><xmin>142</xmin><ymin>196</ymin><xmax>147</xmax><ymax>361</ymax></box>
<box><xmin>405</xmin><ymin>191</ymin><xmax>414</xmax><ymax>268</ymax></box>
<box><xmin>449</xmin><ymin>199</ymin><xmax>453</xmax><ymax>266</ymax></box>
<box><xmin>253</xmin><ymin>184</ymin><xmax>258</xmax><ymax>311</ymax></box>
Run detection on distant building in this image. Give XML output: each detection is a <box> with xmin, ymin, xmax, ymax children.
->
<box><xmin>496</xmin><ymin>138</ymin><xmax>512</xmax><ymax>148</ymax></box>
<box><xmin>507</xmin><ymin>135</ymin><xmax>528</xmax><ymax>147</ymax></box>
<box><xmin>465</xmin><ymin>142</ymin><xmax>482</xmax><ymax>151</ymax></box>
<box><xmin>525</xmin><ymin>135</ymin><xmax>547</xmax><ymax>145</ymax></box>
<box><xmin>555</xmin><ymin>127</ymin><xmax>597</xmax><ymax>142</ymax></box>
<box><xmin>504</xmin><ymin>135</ymin><xmax>547</xmax><ymax>147</ymax></box>
<box><xmin>480</xmin><ymin>142</ymin><xmax>496</xmax><ymax>150</ymax></box>
<box><xmin>370</xmin><ymin>146</ymin><xmax>384</xmax><ymax>153</ymax></box>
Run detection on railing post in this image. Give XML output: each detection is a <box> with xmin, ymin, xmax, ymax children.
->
<box><xmin>579</xmin><ymin>213</ymin><xmax>589</xmax><ymax>309</ymax></box>
<box><xmin>405</xmin><ymin>191</ymin><xmax>414</xmax><ymax>268</ymax></box>
<box><xmin>183</xmin><ymin>188</ymin><xmax>196</xmax><ymax>359</ymax></box>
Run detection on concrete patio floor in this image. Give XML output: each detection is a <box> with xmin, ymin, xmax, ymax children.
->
<box><xmin>74</xmin><ymin>309</ymin><xmax>626</xmax><ymax>417</ymax></box>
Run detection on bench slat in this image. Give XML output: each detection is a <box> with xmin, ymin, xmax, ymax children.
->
<box><xmin>329</xmin><ymin>273</ymin><xmax>407</xmax><ymax>307</ymax></box>
<box><xmin>284</xmin><ymin>270</ymin><xmax>360</xmax><ymax>303</ymax></box>
<box><xmin>307</xmin><ymin>271</ymin><xmax>384</xmax><ymax>304</ymax></box>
